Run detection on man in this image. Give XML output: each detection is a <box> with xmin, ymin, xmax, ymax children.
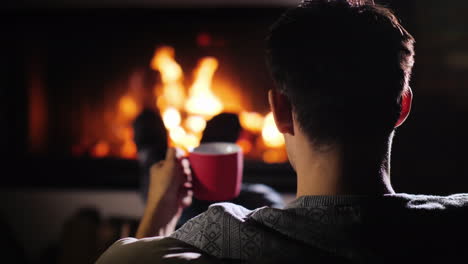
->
<box><xmin>97</xmin><ymin>1</ymin><xmax>468</xmax><ymax>263</ymax></box>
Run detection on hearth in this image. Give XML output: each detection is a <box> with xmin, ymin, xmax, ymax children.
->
<box><xmin>6</xmin><ymin>8</ymin><xmax>296</xmax><ymax>191</ymax></box>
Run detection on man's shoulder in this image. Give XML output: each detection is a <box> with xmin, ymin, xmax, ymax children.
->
<box><xmin>386</xmin><ymin>193</ymin><xmax>468</xmax><ymax>211</ymax></box>
<box><xmin>174</xmin><ymin>202</ymin><xmax>258</xmax><ymax>232</ymax></box>
<box><xmin>200</xmin><ymin>202</ymin><xmax>258</xmax><ymax>220</ymax></box>
<box><xmin>96</xmin><ymin>236</ymin><xmax>226</xmax><ymax>264</ymax></box>
<box><xmin>170</xmin><ymin>202</ymin><xmax>268</xmax><ymax>260</ymax></box>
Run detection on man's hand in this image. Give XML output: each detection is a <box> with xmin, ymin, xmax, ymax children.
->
<box><xmin>136</xmin><ymin>148</ymin><xmax>193</xmax><ymax>238</ymax></box>
<box><xmin>147</xmin><ymin>148</ymin><xmax>193</xmax><ymax>209</ymax></box>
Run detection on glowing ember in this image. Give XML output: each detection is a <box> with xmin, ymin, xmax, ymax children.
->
<box><xmin>236</xmin><ymin>138</ymin><xmax>252</xmax><ymax>154</ymax></box>
<box><xmin>151</xmin><ymin>46</ymin><xmax>186</xmax><ymax>109</ymax></box>
<box><xmin>162</xmin><ymin>107</ymin><xmax>182</xmax><ymax>130</ymax></box>
<box><xmin>240</xmin><ymin>111</ymin><xmax>264</xmax><ymax>133</ymax></box>
<box><xmin>185</xmin><ymin>57</ymin><xmax>223</xmax><ymax>117</ymax></box>
<box><xmin>115</xmin><ymin>126</ymin><xmax>134</xmax><ymax>141</ymax></box>
<box><xmin>185</xmin><ymin>115</ymin><xmax>206</xmax><ymax>133</ymax></box>
<box><xmin>119</xmin><ymin>96</ymin><xmax>139</xmax><ymax>120</ymax></box>
<box><xmin>121</xmin><ymin>140</ymin><xmax>137</xmax><ymax>159</ymax></box>
<box><xmin>91</xmin><ymin>141</ymin><xmax>110</xmax><ymax>158</ymax></box>
<box><xmin>262</xmin><ymin>112</ymin><xmax>285</xmax><ymax>148</ymax></box>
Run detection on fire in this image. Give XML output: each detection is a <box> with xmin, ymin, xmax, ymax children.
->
<box><xmin>162</xmin><ymin>109</ymin><xmax>204</xmax><ymax>149</ymax></box>
<box><xmin>169</xmin><ymin>126</ymin><xmax>200</xmax><ymax>150</ymax></box>
<box><xmin>236</xmin><ymin>138</ymin><xmax>252</xmax><ymax>154</ymax></box>
<box><xmin>151</xmin><ymin>46</ymin><xmax>186</xmax><ymax>109</ymax></box>
<box><xmin>119</xmin><ymin>96</ymin><xmax>139</xmax><ymax>120</ymax></box>
<box><xmin>118</xmin><ymin>127</ymin><xmax>137</xmax><ymax>159</ymax></box>
<box><xmin>179</xmin><ymin>133</ymin><xmax>200</xmax><ymax>150</ymax></box>
<box><xmin>121</xmin><ymin>140</ymin><xmax>137</xmax><ymax>159</ymax></box>
<box><xmin>185</xmin><ymin>57</ymin><xmax>223</xmax><ymax>117</ymax></box>
<box><xmin>262</xmin><ymin>149</ymin><xmax>287</xmax><ymax>164</ymax></box>
<box><xmin>240</xmin><ymin>111</ymin><xmax>264</xmax><ymax>133</ymax></box>
<box><xmin>162</xmin><ymin>107</ymin><xmax>182</xmax><ymax>130</ymax></box>
<box><xmin>91</xmin><ymin>141</ymin><xmax>110</xmax><ymax>158</ymax></box>
<box><xmin>78</xmin><ymin>45</ymin><xmax>290</xmax><ymax>161</ymax></box>
<box><xmin>185</xmin><ymin>115</ymin><xmax>206</xmax><ymax>133</ymax></box>
<box><xmin>151</xmin><ymin>48</ymin><xmax>222</xmax><ymax>150</ymax></box>
<box><xmin>169</xmin><ymin>126</ymin><xmax>186</xmax><ymax>143</ymax></box>
<box><xmin>262</xmin><ymin>112</ymin><xmax>285</xmax><ymax>148</ymax></box>
<box><xmin>116</xmin><ymin>126</ymin><xmax>134</xmax><ymax>140</ymax></box>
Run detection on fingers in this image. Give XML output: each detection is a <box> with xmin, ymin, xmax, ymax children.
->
<box><xmin>175</xmin><ymin>148</ymin><xmax>187</xmax><ymax>160</ymax></box>
<box><xmin>166</xmin><ymin>147</ymin><xmax>192</xmax><ymax>179</ymax></box>
<box><xmin>165</xmin><ymin>148</ymin><xmax>176</xmax><ymax>165</ymax></box>
<box><xmin>180</xmin><ymin>158</ymin><xmax>192</xmax><ymax>181</ymax></box>
<box><xmin>149</xmin><ymin>160</ymin><xmax>165</xmax><ymax>177</ymax></box>
<box><xmin>165</xmin><ymin>147</ymin><xmax>187</xmax><ymax>165</ymax></box>
<box><xmin>179</xmin><ymin>188</ymin><xmax>193</xmax><ymax>208</ymax></box>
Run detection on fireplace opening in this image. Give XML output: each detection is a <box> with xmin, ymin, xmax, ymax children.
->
<box><xmin>8</xmin><ymin>1</ymin><xmax>468</xmax><ymax>195</ymax></box>
<box><xmin>7</xmin><ymin>8</ymin><xmax>296</xmax><ymax>191</ymax></box>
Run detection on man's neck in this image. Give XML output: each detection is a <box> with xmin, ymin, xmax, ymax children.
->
<box><xmin>293</xmin><ymin>135</ymin><xmax>394</xmax><ymax>197</ymax></box>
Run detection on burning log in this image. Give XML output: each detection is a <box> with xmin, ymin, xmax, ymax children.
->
<box><xmin>201</xmin><ymin>113</ymin><xmax>241</xmax><ymax>143</ymax></box>
<box><xmin>132</xmin><ymin>109</ymin><xmax>168</xmax><ymax>165</ymax></box>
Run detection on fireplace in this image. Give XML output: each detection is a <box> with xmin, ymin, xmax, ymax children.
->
<box><xmin>6</xmin><ymin>7</ymin><xmax>297</xmax><ymax>191</ymax></box>
<box><xmin>10</xmin><ymin>1</ymin><xmax>468</xmax><ymax>195</ymax></box>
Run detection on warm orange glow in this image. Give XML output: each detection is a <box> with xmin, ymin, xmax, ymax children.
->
<box><xmin>162</xmin><ymin>107</ymin><xmax>182</xmax><ymax>130</ymax></box>
<box><xmin>91</xmin><ymin>141</ymin><xmax>110</xmax><ymax>158</ymax></box>
<box><xmin>88</xmin><ymin>45</ymin><xmax>295</xmax><ymax>160</ymax></box>
<box><xmin>262</xmin><ymin>149</ymin><xmax>287</xmax><ymax>164</ymax></box>
<box><xmin>121</xmin><ymin>140</ymin><xmax>137</xmax><ymax>159</ymax></box>
<box><xmin>240</xmin><ymin>111</ymin><xmax>264</xmax><ymax>133</ymax></box>
<box><xmin>119</xmin><ymin>96</ymin><xmax>139</xmax><ymax>120</ymax></box>
<box><xmin>169</xmin><ymin>126</ymin><xmax>186</xmax><ymax>143</ymax></box>
<box><xmin>169</xmin><ymin>126</ymin><xmax>200</xmax><ymax>150</ymax></box>
<box><xmin>185</xmin><ymin>57</ymin><xmax>223</xmax><ymax>117</ymax></box>
<box><xmin>179</xmin><ymin>133</ymin><xmax>200</xmax><ymax>150</ymax></box>
<box><xmin>151</xmin><ymin>46</ymin><xmax>186</xmax><ymax>109</ymax></box>
<box><xmin>262</xmin><ymin>112</ymin><xmax>285</xmax><ymax>148</ymax></box>
<box><xmin>236</xmin><ymin>138</ymin><xmax>252</xmax><ymax>154</ymax></box>
<box><xmin>151</xmin><ymin>47</ymin><xmax>183</xmax><ymax>83</ymax></box>
<box><xmin>117</xmin><ymin>126</ymin><xmax>137</xmax><ymax>159</ymax></box>
<box><xmin>185</xmin><ymin>115</ymin><xmax>206</xmax><ymax>133</ymax></box>
<box><xmin>115</xmin><ymin>126</ymin><xmax>134</xmax><ymax>141</ymax></box>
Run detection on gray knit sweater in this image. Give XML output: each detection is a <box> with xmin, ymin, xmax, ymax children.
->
<box><xmin>97</xmin><ymin>194</ymin><xmax>468</xmax><ymax>263</ymax></box>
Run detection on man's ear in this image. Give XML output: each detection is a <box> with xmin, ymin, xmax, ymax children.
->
<box><xmin>268</xmin><ymin>89</ymin><xmax>294</xmax><ymax>135</ymax></box>
<box><xmin>395</xmin><ymin>87</ymin><xmax>413</xmax><ymax>128</ymax></box>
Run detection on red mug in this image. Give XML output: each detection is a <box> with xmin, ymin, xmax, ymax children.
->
<box><xmin>188</xmin><ymin>142</ymin><xmax>243</xmax><ymax>201</ymax></box>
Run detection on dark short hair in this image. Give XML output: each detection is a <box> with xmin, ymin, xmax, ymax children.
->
<box><xmin>266</xmin><ymin>0</ymin><xmax>415</xmax><ymax>147</ymax></box>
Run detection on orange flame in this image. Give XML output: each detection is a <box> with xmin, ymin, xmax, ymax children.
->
<box><xmin>236</xmin><ymin>138</ymin><xmax>252</xmax><ymax>154</ymax></box>
<box><xmin>262</xmin><ymin>112</ymin><xmax>285</xmax><ymax>148</ymax></box>
<box><xmin>240</xmin><ymin>111</ymin><xmax>264</xmax><ymax>133</ymax></box>
<box><xmin>119</xmin><ymin>96</ymin><xmax>139</xmax><ymax>120</ymax></box>
<box><xmin>179</xmin><ymin>133</ymin><xmax>200</xmax><ymax>150</ymax></box>
<box><xmin>185</xmin><ymin>57</ymin><xmax>223</xmax><ymax>117</ymax></box>
<box><xmin>169</xmin><ymin>126</ymin><xmax>200</xmax><ymax>150</ymax></box>
<box><xmin>151</xmin><ymin>46</ymin><xmax>186</xmax><ymax>109</ymax></box>
<box><xmin>185</xmin><ymin>115</ymin><xmax>206</xmax><ymax>133</ymax></box>
<box><xmin>162</xmin><ymin>107</ymin><xmax>182</xmax><ymax>130</ymax></box>
<box><xmin>121</xmin><ymin>140</ymin><xmax>137</xmax><ymax>159</ymax></box>
<box><xmin>262</xmin><ymin>149</ymin><xmax>287</xmax><ymax>164</ymax></box>
<box><xmin>91</xmin><ymin>141</ymin><xmax>110</xmax><ymax>158</ymax></box>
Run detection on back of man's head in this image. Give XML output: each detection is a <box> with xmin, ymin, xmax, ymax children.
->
<box><xmin>266</xmin><ymin>0</ymin><xmax>415</xmax><ymax>149</ymax></box>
